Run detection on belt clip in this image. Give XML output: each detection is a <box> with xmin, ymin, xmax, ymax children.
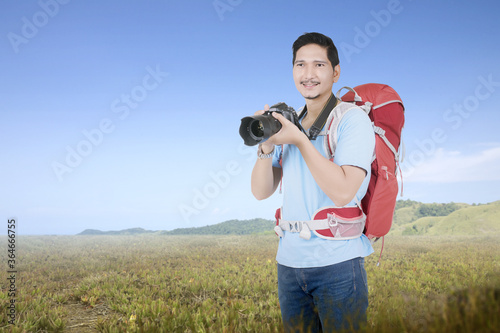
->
<box><xmin>299</xmin><ymin>223</ymin><xmax>311</xmax><ymax>240</ymax></box>
<box><xmin>327</xmin><ymin>213</ymin><xmax>339</xmax><ymax>227</ymax></box>
<box><xmin>274</xmin><ymin>225</ymin><xmax>284</xmax><ymax>237</ymax></box>
<box><xmin>328</xmin><ymin>213</ymin><xmax>340</xmax><ymax>238</ymax></box>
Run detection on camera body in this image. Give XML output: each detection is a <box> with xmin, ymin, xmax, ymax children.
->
<box><xmin>239</xmin><ymin>102</ymin><xmax>303</xmax><ymax>146</ymax></box>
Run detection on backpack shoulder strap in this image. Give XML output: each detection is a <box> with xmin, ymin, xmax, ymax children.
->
<box><xmin>323</xmin><ymin>101</ymin><xmax>359</xmax><ymax>159</ymax></box>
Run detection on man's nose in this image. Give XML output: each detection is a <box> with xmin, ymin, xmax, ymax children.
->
<box><xmin>304</xmin><ymin>65</ymin><xmax>315</xmax><ymax>80</ymax></box>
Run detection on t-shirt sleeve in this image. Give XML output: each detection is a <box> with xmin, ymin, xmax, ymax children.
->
<box><xmin>271</xmin><ymin>144</ymin><xmax>283</xmax><ymax>168</ymax></box>
<box><xmin>333</xmin><ymin>107</ymin><xmax>375</xmax><ymax>173</ymax></box>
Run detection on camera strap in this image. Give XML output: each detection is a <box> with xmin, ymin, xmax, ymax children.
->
<box><xmin>298</xmin><ymin>93</ymin><xmax>338</xmax><ymax>141</ymax></box>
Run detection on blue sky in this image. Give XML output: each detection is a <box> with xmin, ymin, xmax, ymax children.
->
<box><xmin>1</xmin><ymin>0</ymin><xmax>500</xmax><ymax>235</ymax></box>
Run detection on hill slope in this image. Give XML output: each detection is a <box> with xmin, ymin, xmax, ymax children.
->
<box><xmin>160</xmin><ymin>218</ymin><xmax>274</xmax><ymax>235</ymax></box>
<box><xmin>390</xmin><ymin>201</ymin><xmax>500</xmax><ymax>236</ymax></box>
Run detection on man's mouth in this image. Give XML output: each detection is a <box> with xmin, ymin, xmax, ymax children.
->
<box><xmin>302</xmin><ymin>81</ymin><xmax>319</xmax><ymax>88</ymax></box>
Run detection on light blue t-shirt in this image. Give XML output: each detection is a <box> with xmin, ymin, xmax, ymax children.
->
<box><xmin>272</xmin><ymin>103</ymin><xmax>375</xmax><ymax>268</ymax></box>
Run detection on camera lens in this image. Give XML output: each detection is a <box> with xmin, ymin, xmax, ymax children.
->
<box><xmin>250</xmin><ymin>120</ymin><xmax>264</xmax><ymax>138</ymax></box>
<box><xmin>239</xmin><ymin>112</ymin><xmax>283</xmax><ymax>146</ymax></box>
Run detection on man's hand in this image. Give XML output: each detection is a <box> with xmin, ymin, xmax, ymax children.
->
<box><xmin>251</xmin><ymin>104</ymin><xmax>282</xmax><ymax>200</ymax></box>
<box><xmin>254</xmin><ymin>104</ymin><xmax>307</xmax><ymax>150</ymax></box>
<box><xmin>268</xmin><ymin>112</ymin><xmax>308</xmax><ymax>147</ymax></box>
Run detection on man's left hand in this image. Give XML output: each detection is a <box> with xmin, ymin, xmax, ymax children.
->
<box><xmin>268</xmin><ymin>112</ymin><xmax>308</xmax><ymax>147</ymax></box>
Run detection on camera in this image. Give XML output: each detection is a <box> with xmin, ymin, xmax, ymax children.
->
<box><xmin>239</xmin><ymin>102</ymin><xmax>304</xmax><ymax>146</ymax></box>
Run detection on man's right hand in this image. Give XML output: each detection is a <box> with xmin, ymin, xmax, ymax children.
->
<box><xmin>251</xmin><ymin>103</ymin><xmax>282</xmax><ymax>200</ymax></box>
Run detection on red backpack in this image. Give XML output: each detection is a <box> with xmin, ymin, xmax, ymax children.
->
<box><xmin>337</xmin><ymin>83</ymin><xmax>405</xmax><ymax>240</ymax></box>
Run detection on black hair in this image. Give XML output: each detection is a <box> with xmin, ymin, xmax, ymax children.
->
<box><xmin>292</xmin><ymin>32</ymin><xmax>339</xmax><ymax>68</ymax></box>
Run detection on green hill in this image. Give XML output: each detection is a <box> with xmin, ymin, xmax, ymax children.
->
<box><xmin>77</xmin><ymin>219</ymin><xmax>275</xmax><ymax>236</ymax></box>
<box><xmin>392</xmin><ymin>200</ymin><xmax>464</xmax><ymax>230</ymax></box>
<box><xmin>390</xmin><ymin>201</ymin><xmax>500</xmax><ymax>236</ymax></box>
<box><xmin>426</xmin><ymin>201</ymin><xmax>500</xmax><ymax>235</ymax></box>
<box><xmin>160</xmin><ymin>218</ymin><xmax>274</xmax><ymax>236</ymax></box>
<box><xmin>393</xmin><ymin>205</ymin><xmax>420</xmax><ymax>226</ymax></box>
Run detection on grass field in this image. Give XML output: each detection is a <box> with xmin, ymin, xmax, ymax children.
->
<box><xmin>1</xmin><ymin>234</ymin><xmax>499</xmax><ymax>332</ymax></box>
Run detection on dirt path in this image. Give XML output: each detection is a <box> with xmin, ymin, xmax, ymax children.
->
<box><xmin>62</xmin><ymin>301</ymin><xmax>115</xmax><ymax>332</ymax></box>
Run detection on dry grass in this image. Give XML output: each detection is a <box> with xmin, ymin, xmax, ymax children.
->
<box><xmin>0</xmin><ymin>234</ymin><xmax>499</xmax><ymax>332</ymax></box>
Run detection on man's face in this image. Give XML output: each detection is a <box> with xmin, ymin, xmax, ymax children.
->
<box><xmin>293</xmin><ymin>43</ymin><xmax>340</xmax><ymax>100</ymax></box>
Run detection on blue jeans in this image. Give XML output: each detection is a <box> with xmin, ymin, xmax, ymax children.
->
<box><xmin>277</xmin><ymin>257</ymin><xmax>368</xmax><ymax>332</ymax></box>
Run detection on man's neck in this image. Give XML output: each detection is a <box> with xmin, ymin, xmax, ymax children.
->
<box><xmin>305</xmin><ymin>92</ymin><xmax>334</xmax><ymax>118</ymax></box>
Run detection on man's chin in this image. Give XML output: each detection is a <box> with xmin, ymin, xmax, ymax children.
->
<box><xmin>304</xmin><ymin>94</ymin><xmax>320</xmax><ymax>100</ymax></box>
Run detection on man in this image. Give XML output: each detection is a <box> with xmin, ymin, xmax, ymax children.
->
<box><xmin>251</xmin><ymin>32</ymin><xmax>375</xmax><ymax>332</ymax></box>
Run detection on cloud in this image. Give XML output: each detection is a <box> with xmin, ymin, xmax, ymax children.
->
<box><xmin>403</xmin><ymin>146</ymin><xmax>500</xmax><ymax>183</ymax></box>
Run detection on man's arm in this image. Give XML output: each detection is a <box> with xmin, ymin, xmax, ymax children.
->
<box><xmin>296</xmin><ymin>138</ymin><xmax>366</xmax><ymax>206</ymax></box>
<box><xmin>251</xmin><ymin>144</ymin><xmax>282</xmax><ymax>200</ymax></box>
<box><xmin>250</xmin><ymin>105</ymin><xmax>282</xmax><ymax>200</ymax></box>
<box><xmin>270</xmin><ymin>112</ymin><xmax>368</xmax><ymax>207</ymax></box>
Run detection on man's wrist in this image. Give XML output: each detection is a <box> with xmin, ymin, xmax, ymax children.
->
<box><xmin>258</xmin><ymin>144</ymin><xmax>275</xmax><ymax>159</ymax></box>
<box><xmin>295</xmin><ymin>132</ymin><xmax>311</xmax><ymax>151</ymax></box>
<box><xmin>260</xmin><ymin>143</ymin><xmax>274</xmax><ymax>154</ymax></box>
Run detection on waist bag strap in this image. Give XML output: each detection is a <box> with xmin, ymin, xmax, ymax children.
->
<box><xmin>275</xmin><ymin>207</ymin><xmax>366</xmax><ymax>240</ymax></box>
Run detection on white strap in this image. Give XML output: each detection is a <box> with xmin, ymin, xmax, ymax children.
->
<box><xmin>373</xmin><ymin>125</ymin><xmax>399</xmax><ymax>161</ymax></box>
<box><xmin>400</xmin><ymin>131</ymin><xmax>405</xmax><ymax>164</ymax></box>
<box><xmin>317</xmin><ymin>129</ymin><xmax>328</xmax><ymax>137</ymax></box>
<box><xmin>335</xmin><ymin>86</ymin><xmax>362</xmax><ymax>102</ymax></box>
<box><xmin>354</xmin><ymin>197</ymin><xmax>362</xmax><ymax>210</ymax></box>
<box><xmin>372</xmin><ymin>99</ymin><xmax>403</xmax><ymax>110</ymax></box>
<box><xmin>359</xmin><ymin>102</ymin><xmax>373</xmax><ymax>115</ymax></box>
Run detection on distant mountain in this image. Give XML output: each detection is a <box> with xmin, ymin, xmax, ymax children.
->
<box><xmin>76</xmin><ymin>219</ymin><xmax>275</xmax><ymax>236</ymax></box>
<box><xmin>77</xmin><ymin>227</ymin><xmax>156</xmax><ymax>236</ymax></box>
<box><xmin>77</xmin><ymin>200</ymin><xmax>500</xmax><ymax>237</ymax></box>
<box><xmin>160</xmin><ymin>218</ymin><xmax>274</xmax><ymax>236</ymax></box>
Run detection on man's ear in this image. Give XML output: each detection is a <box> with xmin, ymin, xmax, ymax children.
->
<box><xmin>333</xmin><ymin>65</ymin><xmax>341</xmax><ymax>83</ymax></box>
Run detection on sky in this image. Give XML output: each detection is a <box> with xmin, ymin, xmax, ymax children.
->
<box><xmin>1</xmin><ymin>0</ymin><xmax>500</xmax><ymax>235</ymax></box>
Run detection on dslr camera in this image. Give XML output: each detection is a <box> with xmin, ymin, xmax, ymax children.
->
<box><xmin>239</xmin><ymin>102</ymin><xmax>304</xmax><ymax>146</ymax></box>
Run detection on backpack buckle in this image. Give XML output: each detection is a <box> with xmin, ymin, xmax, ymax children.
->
<box><xmin>327</xmin><ymin>213</ymin><xmax>339</xmax><ymax>228</ymax></box>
